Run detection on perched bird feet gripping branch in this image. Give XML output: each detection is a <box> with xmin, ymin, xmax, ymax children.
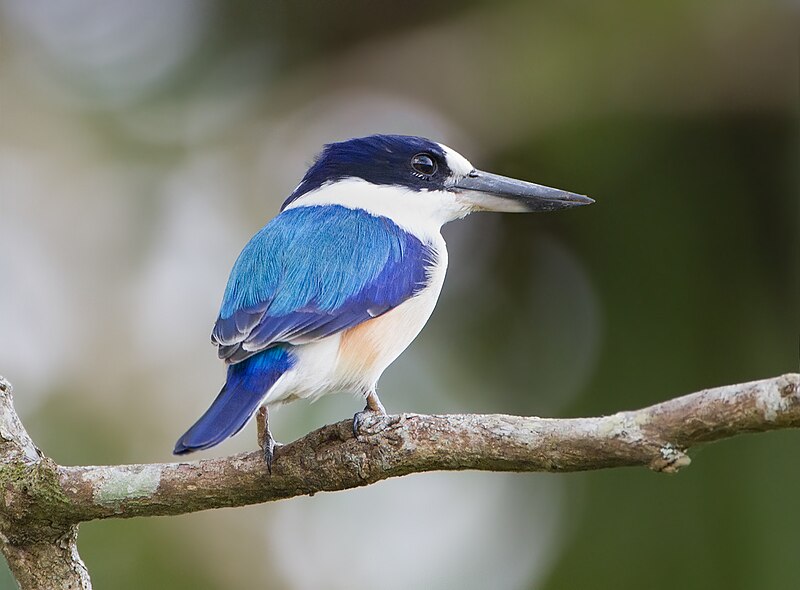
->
<box><xmin>256</xmin><ymin>406</ymin><xmax>282</xmax><ymax>472</ymax></box>
<box><xmin>172</xmin><ymin>134</ymin><xmax>592</xmax><ymax>466</ymax></box>
<box><xmin>352</xmin><ymin>391</ymin><xmax>392</xmax><ymax>438</ymax></box>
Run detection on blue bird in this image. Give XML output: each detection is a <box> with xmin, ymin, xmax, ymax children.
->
<box><xmin>174</xmin><ymin>134</ymin><xmax>592</xmax><ymax>465</ymax></box>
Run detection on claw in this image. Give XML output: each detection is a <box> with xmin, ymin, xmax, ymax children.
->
<box><xmin>263</xmin><ymin>438</ymin><xmax>283</xmax><ymax>473</ymax></box>
<box><xmin>352</xmin><ymin>409</ymin><xmax>375</xmax><ymax>437</ymax></box>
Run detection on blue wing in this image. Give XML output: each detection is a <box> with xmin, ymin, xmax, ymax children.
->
<box><xmin>211</xmin><ymin>205</ymin><xmax>436</xmax><ymax>363</ymax></box>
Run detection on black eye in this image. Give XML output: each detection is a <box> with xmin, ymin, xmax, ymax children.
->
<box><xmin>411</xmin><ymin>153</ymin><xmax>437</xmax><ymax>176</ymax></box>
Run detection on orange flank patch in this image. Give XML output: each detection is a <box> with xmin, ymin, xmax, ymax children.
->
<box><xmin>336</xmin><ymin>285</ymin><xmax>442</xmax><ymax>385</ymax></box>
<box><xmin>338</xmin><ymin>316</ymin><xmax>384</xmax><ymax>377</ymax></box>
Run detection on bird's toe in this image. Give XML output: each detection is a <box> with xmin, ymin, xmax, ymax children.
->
<box><xmin>262</xmin><ymin>438</ymin><xmax>283</xmax><ymax>473</ymax></box>
<box><xmin>352</xmin><ymin>409</ymin><xmax>398</xmax><ymax>438</ymax></box>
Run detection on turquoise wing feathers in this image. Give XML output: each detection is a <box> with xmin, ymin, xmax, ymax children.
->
<box><xmin>211</xmin><ymin>205</ymin><xmax>435</xmax><ymax>363</ymax></box>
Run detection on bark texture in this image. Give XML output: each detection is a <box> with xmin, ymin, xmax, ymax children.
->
<box><xmin>0</xmin><ymin>373</ymin><xmax>798</xmax><ymax>588</ymax></box>
<box><xmin>0</xmin><ymin>378</ymin><xmax>91</xmax><ymax>589</ymax></box>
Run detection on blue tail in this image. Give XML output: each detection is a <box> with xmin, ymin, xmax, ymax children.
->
<box><xmin>173</xmin><ymin>347</ymin><xmax>294</xmax><ymax>454</ymax></box>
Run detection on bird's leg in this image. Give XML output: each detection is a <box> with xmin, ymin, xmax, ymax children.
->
<box><xmin>352</xmin><ymin>390</ymin><xmax>390</xmax><ymax>437</ymax></box>
<box><xmin>365</xmin><ymin>390</ymin><xmax>386</xmax><ymax>414</ymax></box>
<box><xmin>256</xmin><ymin>405</ymin><xmax>281</xmax><ymax>472</ymax></box>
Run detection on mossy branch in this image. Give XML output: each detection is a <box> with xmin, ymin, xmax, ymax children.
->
<box><xmin>0</xmin><ymin>373</ymin><xmax>798</xmax><ymax>589</ymax></box>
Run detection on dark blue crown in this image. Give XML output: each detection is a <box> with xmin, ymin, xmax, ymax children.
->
<box><xmin>282</xmin><ymin>134</ymin><xmax>454</xmax><ymax>209</ymax></box>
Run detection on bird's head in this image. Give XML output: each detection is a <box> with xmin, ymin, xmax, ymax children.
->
<box><xmin>282</xmin><ymin>134</ymin><xmax>592</xmax><ymax>228</ymax></box>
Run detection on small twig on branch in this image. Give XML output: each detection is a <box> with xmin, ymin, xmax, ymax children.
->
<box><xmin>0</xmin><ymin>373</ymin><xmax>798</xmax><ymax>589</ymax></box>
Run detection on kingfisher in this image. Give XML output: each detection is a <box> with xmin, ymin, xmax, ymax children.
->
<box><xmin>173</xmin><ymin>134</ymin><xmax>592</xmax><ymax>465</ymax></box>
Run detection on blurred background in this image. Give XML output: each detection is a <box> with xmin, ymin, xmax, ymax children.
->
<box><xmin>0</xmin><ymin>0</ymin><xmax>797</xmax><ymax>588</ymax></box>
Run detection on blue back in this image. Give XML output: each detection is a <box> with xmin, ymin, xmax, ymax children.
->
<box><xmin>212</xmin><ymin>204</ymin><xmax>435</xmax><ymax>363</ymax></box>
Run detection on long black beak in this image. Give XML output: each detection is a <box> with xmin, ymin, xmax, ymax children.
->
<box><xmin>451</xmin><ymin>169</ymin><xmax>593</xmax><ymax>212</ymax></box>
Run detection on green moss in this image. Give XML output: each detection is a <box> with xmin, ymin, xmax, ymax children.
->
<box><xmin>0</xmin><ymin>459</ymin><xmax>72</xmax><ymax>538</ymax></box>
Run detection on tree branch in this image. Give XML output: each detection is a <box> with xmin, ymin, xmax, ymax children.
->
<box><xmin>0</xmin><ymin>378</ymin><xmax>91</xmax><ymax>590</ymax></box>
<box><xmin>0</xmin><ymin>373</ymin><xmax>798</xmax><ymax>588</ymax></box>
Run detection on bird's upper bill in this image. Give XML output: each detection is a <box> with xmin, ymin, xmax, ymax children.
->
<box><xmin>449</xmin><ymin>169</ymin><xmax>593</xmax><ymax>213</ymax></box>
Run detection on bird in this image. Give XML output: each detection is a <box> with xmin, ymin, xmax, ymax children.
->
<box><xmin>173</xmin><ymin>134</ymin><xmax>592</xmax><ymax>466</ymax></box>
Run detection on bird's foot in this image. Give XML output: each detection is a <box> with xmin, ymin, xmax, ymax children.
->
<box><xmin>256</xmin><ymin>406</ymin><xmax>282</xmax><ymax>473</ymax></box>
<box><xmin>262</xmin><ymin>437</ymin><xmax>284</xmax><ymax>473</ymax></box>
<box><xmin>352</xmin><ymin>391</ymin><xmax>398</xmax><ymax>437</ymax></box>
<box><xmin>352</xmin><ymin>408</ymin><xmax>385</xmax><ymax>437</ymax></box>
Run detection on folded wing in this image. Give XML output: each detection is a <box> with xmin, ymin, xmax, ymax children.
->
<box><xmin>211</xmin><ymin>205</ymin><xmax>435</xmax><ymax>363</ymax></box>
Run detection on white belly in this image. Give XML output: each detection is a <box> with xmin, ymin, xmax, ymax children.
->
<box><xmin>263</xmin><ymin>241</ymin><xmax>448</xmax><ymax>405</ymax></box>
